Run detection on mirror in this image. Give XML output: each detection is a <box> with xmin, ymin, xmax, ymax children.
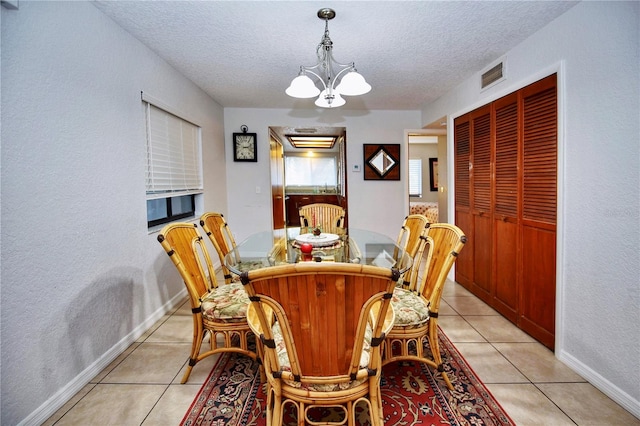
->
<box><xmin>369</xmin><ymin>148</ymin><xmax>396</xmax><ymax>176</ymax></box>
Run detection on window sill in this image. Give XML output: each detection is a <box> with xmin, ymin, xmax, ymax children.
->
<box><xmin>147</xmin><ymin>215</ymin><xmax>198</xmax><ymax>235</ymax></box>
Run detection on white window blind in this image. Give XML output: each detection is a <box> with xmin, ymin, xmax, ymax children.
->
<box><xmin>145</xmin><ymin>103</ymin><xmax>203</xmax><ymax>199</ymax></box>
<box><xmin>408</xmin><ymin>158</ymin><xmax>422</xmax><ymax>197</ymax></box>
<box><xmin>285</xmin><ymin>155</ymin><xmax>337</xmax><ymax>187</ymax></box>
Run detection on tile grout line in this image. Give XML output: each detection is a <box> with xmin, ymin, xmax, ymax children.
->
<box><xmin>454</xmin><ymin>308</ymin><xmax>583</xmax><ymax>425</ymax></box>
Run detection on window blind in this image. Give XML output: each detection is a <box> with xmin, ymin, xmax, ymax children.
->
<box><xmin>145</xmin><ymin>103</ymin><xmax>203</xmax><ymax>199</ymax></box>
<box><xmin>408</xmin><ymin>158</ymin><xmax>422</xmax><ymax>197</ymax></box>
<box><xmin>285</xmin><ymin>155</ymin><xmax>337</xmax><ymax>186</ymax></box>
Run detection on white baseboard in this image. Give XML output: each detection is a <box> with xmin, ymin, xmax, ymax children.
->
<box><xmin>17</xmin><ymin>289</ymin><xmax>188</xmax><ymax>426</ymax></box>
<box><xmin>557</xmin><ymin>349</ymin><xmax>640</xmax><ymax>420</ymax></box>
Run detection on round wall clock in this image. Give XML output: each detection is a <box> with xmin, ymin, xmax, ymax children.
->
<box><xmin>233</xmin><ymin>131</ymin><xmax>257</xmax><ymax>162</ymax></box>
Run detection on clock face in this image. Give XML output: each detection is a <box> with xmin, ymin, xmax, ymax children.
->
<box><xmin>233</xmin><ymin>133</ymin><xmax>257</xmax><ymax>162</ymax></box>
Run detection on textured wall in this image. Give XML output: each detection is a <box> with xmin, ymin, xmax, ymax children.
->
<box><xmin>1</xmin><ymin>2</ymin><xmax>226</xmax><ymax>424</ymax></box>
<box><xmin>421</xmin><ymin>1</ymin><xmax>640</xmax><ymax>416</ymax></box>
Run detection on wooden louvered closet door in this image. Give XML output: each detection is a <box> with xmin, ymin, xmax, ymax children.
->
<box><xmin>493</xmin><ymin>93</ymin><xmax>519</xmax><ymax>322</ymax></box>
<box><xmin>454</xmin><ymin>119</ymin><xmax>472</xmax><ymax>286</ymax></box>
<box><xmin>471</xmin><ymin>107</ymin><xmax>492</xmax><ymax>300</ymax></box>
<box><xmin>454</xmin><ymin>74</ymin><xmax>557</xmax><ymax>349</ymax></box>
<box><xmin>519</xmin><ymin>76</ymin><xmax>557</xmax><ymax>347</ymax></box>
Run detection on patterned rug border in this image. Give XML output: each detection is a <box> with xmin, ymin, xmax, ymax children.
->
<box><xmin>437</xmin><ymin>330</ymin><xmax>514</xmax><ymax>424</ymax></box>
<box><xmin>181</xmin><ymin>327</ymin><xmax>515</xmax><ymax>425</ymax></box>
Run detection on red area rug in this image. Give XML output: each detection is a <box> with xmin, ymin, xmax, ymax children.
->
<box><xmin>181</xmin><ymin>329</ymin><xmax>514</xmax><ymax>425</ymax></box>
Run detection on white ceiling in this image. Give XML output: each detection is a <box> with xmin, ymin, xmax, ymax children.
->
<box><xmin>93</xmin><ymin>1</ymin><xmax>578</xmax><ymax>111</ymax></box>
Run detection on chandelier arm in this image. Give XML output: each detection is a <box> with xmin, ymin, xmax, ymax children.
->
<box><xmin>299</xmin><ymin>62</ymin><xmax>325</xmax><ymax>74</ymax></box>
<box><xmin>298</xmin><ymin>68</ymin><xmax>328</xmax><ymax>91</ymax></box>
<box><xmin>326</xmin><ymin>49</ymin><xmax>356</xmax><ymax>70</ymax></box>
<box><xmin>302</xmin><ymin>59</ymin><xmax>353</xmax><ymax>76</ymax></box>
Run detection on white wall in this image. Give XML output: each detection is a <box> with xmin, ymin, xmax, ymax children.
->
<box><xmin>224</xmin><ymin>108</ymin><xmax>421</xmax><ymax>241</ymax></box>
<box><xmin>422</xmin><ymin>1</ymin><xmax>640</xmax><ymax>416</ymax></box>
<box><xmin>1</xmin><ymin>2</ymin><xmax>227</xmax><ymax>424</ymax></box>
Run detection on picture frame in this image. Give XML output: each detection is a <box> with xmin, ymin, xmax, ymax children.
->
<box><xmin>363</xmin><ymin>144</ymin><xmax>400</xmax><ymax>180</ymax></box>
<box><xmin>429</xmin><ymin>157</ymin><xmax>438</xmax><ymax>191</ymax></box>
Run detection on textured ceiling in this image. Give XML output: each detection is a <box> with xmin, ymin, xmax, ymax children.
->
<box><xmin>93</xmin><ymin>1</ymin><xmax>577</xmax><ymax>111</ymax></box>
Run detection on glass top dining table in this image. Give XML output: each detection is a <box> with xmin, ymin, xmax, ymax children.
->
<box><xmin>224</xmin><ymin>227</ymin><xmax>412</xmax><ymax>275</ymax></box>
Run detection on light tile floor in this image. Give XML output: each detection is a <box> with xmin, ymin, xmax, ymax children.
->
<box><xmin>43</xmin><ymin>280</ymin><xmax>640</xmax><ymax>425</ymax></box>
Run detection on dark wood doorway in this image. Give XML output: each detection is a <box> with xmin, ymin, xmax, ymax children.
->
<box><xmin>270</xmin><ymin>130</ymin><xmax>285</xmax><ymax>230</ymax></box>
<box><xmin>269</xmin><ymin>126</ymin><xmax>348</xmax><ymax>231</ymax></box>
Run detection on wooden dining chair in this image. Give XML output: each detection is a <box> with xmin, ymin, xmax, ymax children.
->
<box><xmin>383</xmin><ymin>223</ymin><xmax>467</xmax><ymax>390</ymax></box>
<box><xmin>394</xmin><ymin>214</ymin><xmax>430</xmax><ymax>287</ymax></box>
<box><xmin>241</xmin><ymin>262</ymin><xmax>399</xmax><ymax>426</ymax></box>
<box><xmin>157</xmin><ymin>222</ymin><xmax>257</xmax><ymax>383</ymax></box>
<box><xmin>298</xmin><ymin>203</ymin><xmax>346</xmax><ymax>235</ymax></box>
<box><xmin>199</xmin><ymin>212</ymin><xmax>262</xmax><ymax>283</ymax></box>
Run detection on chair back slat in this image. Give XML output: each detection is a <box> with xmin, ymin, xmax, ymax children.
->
<box><xmin>394</xmin><ymin>214</ymin><xmax>429</xmax><ymax>284</ymax></box>
<box><xmin>407</xmin><ymin>235</ymin><xmax>434</xmax><ymax>293</ymax></box>
<box><xmin>298</xmin><ymin>203</ymin><xmax>346</xmax><ymax>234</ymax></box>
<box><xmin>244</xmin><ymin>263</ymin><xmax>396</xmax><ymax>378</ymax></box>
<box><xmin>200</xmin><ymin>212</ymin><xmax>240</xmax><ymax>282</ymax></box>
<box><xmin>424</xmin><ymin>223</ymin><xmax>467</xmax><ymax>311</ymax></box>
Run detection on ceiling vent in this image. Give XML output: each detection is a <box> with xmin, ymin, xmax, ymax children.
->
<box><xmin>481</xmin><ymin>61</ymin><xmax>505</xmax><ymax>90</ymax></box>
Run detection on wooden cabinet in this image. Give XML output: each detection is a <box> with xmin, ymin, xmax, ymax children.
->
<box><xmin>454</xmin><ymin>74</ymin><xmax>557</xmax><ymax>349</ymax></box>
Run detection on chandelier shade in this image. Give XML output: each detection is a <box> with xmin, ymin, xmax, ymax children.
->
<box><xmin>286</xmin><ymin>8</ymin><xmax>371</xmax><ymax>108</ymax></box>
<box><xmin>285</xmin><ymin>75</ymin><xmax>321</xmax><ymax>98</ymax></box>
<box><xmin>314</xmin><ymin>90</ymin><xmax>346</xmax><ymax>108</ymax></box>
<box><xmin>335</xmin><ymin>71</ymin><xmax>371</xmax><ymax>96</ymax></box>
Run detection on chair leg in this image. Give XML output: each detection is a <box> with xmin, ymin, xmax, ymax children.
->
<box><xmin>255</xmin><ymin>339</ymin><xmax>267</xmax><ymax>383</ymax></box>
<box><xmin>265</xmin><ymin>386</ymin><xmax>274</xmax><ymax>426</ymax></box>
<box><xmin>181</xmin><ymin>316</ymin><xmax>205</xmax><ymax>384</ymax></box>
<box><xmin>369</xmin><ymin>378</ymin><xmax>384</xmax><ymax>426</ymax></box>
<box><xmin>268</xmin><ymin>383</ymin><xmax>284</xmax><ymax>426</ymax></box>
<box><xmin>428</xmin><ymin>320</ymin><xmax>453</xmax><ymax>390</ymax></box>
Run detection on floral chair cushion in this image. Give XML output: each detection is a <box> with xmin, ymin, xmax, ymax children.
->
<box><xmin>201</xmin><ymin>283</ymin><xmax>249</xmax><ymax>323</ymax></box>
<box><xmin>236</xmin><ymin>260</ymin><xmax>265</xmax><ymax>273</ymax></box>
<box><xmin>227</xmin><ymin>260</ymin><xmax>267</xmax><ymax>282</ymax></box>
<box><xmin>270</xmin><ymin>321</ymin><xmax>372</xmax><ymax>391</ymax></box>
<box><xmin>391</xmin><ymin>288</ymin><xmax>430</xmax><ymax>328</ymax></box>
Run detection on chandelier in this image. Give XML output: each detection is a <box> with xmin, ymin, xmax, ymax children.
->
<box><xmin>285</xmin><ymin>8</ymin><xmax>371</xmax><ymax>108</ymax></box>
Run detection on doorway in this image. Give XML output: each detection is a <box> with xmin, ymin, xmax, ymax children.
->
<box><xmin>269</xmin><ymin>126</ymin><xmax>348</xmax><ymax>231</ymax></box>
<box><xmin>407</xmin><ymin>122</ymin><xmax>447</xmax><ymax>222</ymax></box>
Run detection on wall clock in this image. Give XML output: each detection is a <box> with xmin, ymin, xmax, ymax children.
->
<box><xmin>233</xmin><ymin>127</ymin><xmax>257</xmax><ymax>162</ymax></box>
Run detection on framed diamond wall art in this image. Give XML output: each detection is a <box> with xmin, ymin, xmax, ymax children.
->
<box><xmin>363</xmin><ymin>144</ymin><xmax>400</xmax><ymax>180</ymax></box>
